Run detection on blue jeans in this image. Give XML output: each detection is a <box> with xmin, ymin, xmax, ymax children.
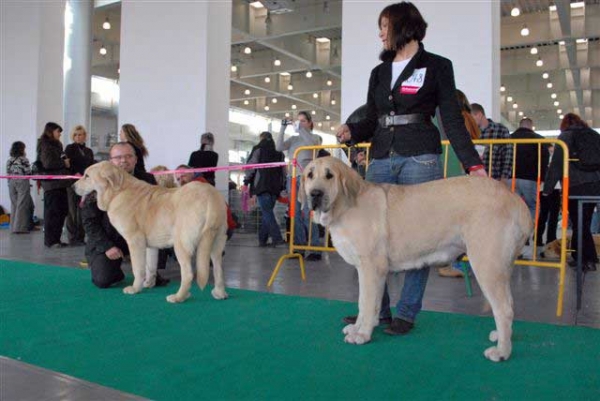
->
<box><xmin>257</xmin><ymin>193</ymin><xmax>284</xmax><ymax>245</ymax></box>
<box><xmin>367</xmin><ymin>153</ymin><xmax>443</xmax><ymax>322</ymax></box>
<box><xmin>514</xmin><ymin>179</ymin><xmax>538</xmax><ymax>221</ymax></box>
<box><xmin>288</xmin><ymin>176</ymin><xmax>320</xmax><ymax>253</ymax></box>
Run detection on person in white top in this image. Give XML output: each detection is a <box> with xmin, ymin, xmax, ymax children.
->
<box><xmin>276</xmin><ymin>111</ymin><xmax>322</xmax><ymax>261</ymax></box>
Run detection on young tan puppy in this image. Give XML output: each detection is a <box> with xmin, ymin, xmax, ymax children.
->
<box><xmin>75</xmin><ymin>161</ymin><xmax>228</xmax><ymax>303</ymax></box>
<box><xmin>300</xmin><ymin>157</ymin><xmax>533</xmax><ymax>362</ymax></box>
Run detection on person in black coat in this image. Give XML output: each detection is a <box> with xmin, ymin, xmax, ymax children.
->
<box><xmin>37</xmin><ymin>122</ymin><xmax>72</xmax><ymax>248</ymax></box>
<box><xmin>82</xmin><ymin>142</ymin><xmax>170</xmax><ymax>288</ymax></box>
<box><xmin>244</xmin><ymin>132</ymin><xmax>286</xmax><ymax>247</ymax></box>
<box><xmin>335</xmin><ymin>2</ymin><xmax>486</xmax><ymax>336</ymax></box>
<box><xmin>119</xmin><ymin>123</ymin><xmax>149</xmax><ymax>173</ymax></box>
<box><xmin>64</xmin><ymin>125</ymin><xmax>95</xmax><ymax>245</ymax></box>
<box><xmin>188</xmin><ymin>132</ymin><xmax>219</xmax><ymax>186</ymax></box>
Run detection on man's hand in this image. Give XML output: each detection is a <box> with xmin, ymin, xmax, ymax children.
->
<box><xmin>105</xmin><ymin>246</ymin><xmax>123</xmax><ymax>260</ymax></box>
<box><xmin>469</xmin><ymin>169</ymin><xmax>487</xmax><ymax>178</ymax></box>
<box><xmin>336</xmin><ymin>124</ymin><xmax>351</xmax><ymax>143</ymax></box>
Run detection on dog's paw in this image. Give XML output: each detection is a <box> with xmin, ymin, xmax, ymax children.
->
<box><xmin>342</xmin><ymin>324</ymin><xmax>358</xmax><ymax>335</ymax></box>
<box><xmin>123</xmin><ymin>286</ymin><xmax>140</xmax><ymax>295</ymax></box>
<box><xmin>344</xmin><ymin>332</ymin><xmax>371</xmax><ymax>345</ymax></box>
<box><xmin>211</xmin><ymin>288</ymin><xmax>228</xmax><ymax>300</ymax></box>
<box><xmin>143</xmin><ymin>277</ymin><xmax>156</xmax><ymax>288</ymax></box>
<box><xmin>484</xmin><ymin>346</ymin><xmax>510</xmax><ymax>362</ymax></box>
<box><xmin>166</xmin><ymin>293</ymin><xmax>191</xmax><ymax>303</ymax></box>
<box><xmin>489</xmin><ymin>330</ymin><xmax>499</xmax><ymax>342</ymax></box>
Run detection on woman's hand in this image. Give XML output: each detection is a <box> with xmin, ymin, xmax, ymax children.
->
<box><xmin>469</xmin><ymin>168</ymin><xmax>487</xmax><ymax>178</ymax></box>
<box><xmin>336</xmin><ymin>124</ymin><xmax>351</xmax><ymax>143</ymax></box>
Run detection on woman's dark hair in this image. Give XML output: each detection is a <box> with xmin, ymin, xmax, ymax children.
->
<box><xmin>40</xmin><ymin>122</ymin><xmax>63</xmax><ymax>141</ymax></box>
<box><xmin>121</xmin><ymin>123</ymin><xmax>149</xmax><ymax>157</ymax></box>
<box><xmin>560</xmin><ymin>113</ymin><xmax>589</xmax><ymax>131</ymax></box>
<box><xmin>259</xmin><ymin>131</ymin><xmax>273</xmax><ymax>141</ymax></box>
<box><xmin>456</xmin><ymin>89</ymin><xmax>471</xmax><ymax>113</ymax></box>
<box><xmin>10</xmin><ymin>141</ymin><xmax>26</xmax><ymax>158</ymax></box>
<box><xmin>379</xmin><ymin>2</ymin><xmax>428</xmax><ymax>62</ymax></box>
<box><xmin>298</xmin><ymin>111</ymin><xmax>314</xmax><ymax>130</ymax></box>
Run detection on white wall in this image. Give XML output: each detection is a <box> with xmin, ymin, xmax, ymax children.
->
<box><xmin>341</xmin><ymin>0</ymin><xmax>500</xmax><ymax>121</ymax></box>
<box><xmin>118</xmin><ymin>0</ymin><xmax>232</xmax><ymax>192</ymax></box>
<box><xmin>1</xmin><ymin>0</ymin><xmax>65</xmax><ymax>212</ymax></box>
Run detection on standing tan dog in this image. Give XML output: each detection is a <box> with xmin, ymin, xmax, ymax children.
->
<box><xmin>300</xmin><ymin>157</ymin><xmax>532</xmax><ymax>362</ymax></box>
<box><xmin>74</xmin><ymin>161</ymin><xmax>228</xmax><ymax>303</ymax></box>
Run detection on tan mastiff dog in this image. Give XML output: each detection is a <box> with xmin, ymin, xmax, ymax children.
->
<box><xmin>74</xmin><ymin>161</ymin><xmax>228</xmax><ymax>303</ymax></box>
<box><xmin>300</xmin><ymin>157</ymin><xmax>532</xmax><ymax>362</ymax></box>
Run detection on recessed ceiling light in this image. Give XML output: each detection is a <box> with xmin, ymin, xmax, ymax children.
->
<box><xmin>559</xmin><ymin>114</ymin><xmax>564</xmax><ymax>119</ymax></box>
<box><xmin>102</xmin><ymin>17</ymin><xmax>111</xmax><ymax>30</ymax></box>
<box><xmin>554</xmin><ymin>101</ymin><xmax>559</xmax><ymax>106</ymax></box>
<box><xmin>279</xmin><ymin>72</ymin><xmax>290</xmax><ymax>76</ymax></box>
<box><xmin>512</xmin><ymin>103</ymin><xmax>518</xmax><ymax>109</ymax></box>
<box><xmin>274</xmin><ymin>58</ymin><xmax>282</xmax><ymax>66</ymax></box>
<box><xmin>331</xmin><ymin>99</ymin><xmax>336</xmax><ymax>105</ymax></box>
<box><xmin>551</xmin><ymin>93</ymin><xmax>557</xmax><ymax>99</ymax></box>
<box><xmin>549</xmin><ymin>5</ymin><xmax>557</xmax><ymax>11</ymax></box>
<box><xmin>326</xmin><ymin>115</ymin><xmax>331</xmax><ymax>120</ymax></box>
<box><xmin>311</xmin><ymin>110</ymin><xmax>316</xmax><ymax>115</ymax></box>
<box><xmin>264</xmin><ymin>76</ymin><xmax>271</xmax><ymax>83</ymax></box>
<box><xmin>231</xmin><ymin>65</ymin><xmax>237</xmax><ymax>72</ymax></box>
<box><xmin>547</xmin><ymin>82</ymin><xmax>553</xmax><ymax>88</ymax></box>
<box><xmin>244</xmin><ymin>89</ymin><xmax>251</xmax><ymax>95</ymax></box>
<box><xmin>519</xmin><ymin>111</ymin><xmax>524</xmax><ymax>116</ymax></box>
<box><xmin>511</xmin><ymin>6</ymin><xmax>520</xmax><ymax>17</ymax></box>
<box><xmin>306</xmin><ymin>71</ymin><xmax>313</xmax><ymax>78</ymax></box>
<box><xmin>559</xmin><ymin>40</ymin><xmax>566</xmax><ymax>45</ymax></box>
<box><xmin>291</xmin><ymin>104</ymin><xmax>297</xmax><ymax>110</ymax></box>
<box><xmin>313</xmin><ymin>93</ymin><xmax>319</xmax><ymax>99</ymax></box>
<box><xmin>316</xmin><ymin>37</ymin><xmax>330</xmax><ymax>43</ymax></box>
<box><xmin>285</xmin><ymin>112</ymin><xmax>290</xmax><ymax>117</ymax></box>
<box><xmin>244</xmin><ymin>46</ymin><xmax>252</xmax><ymax>54</ymax></box>
<box><xmin>264</xmin><ymin>105</ymin><xmax>270</xmax><ymax>111</ymax></box>
<box><xmin>520</xmin><ymin>25</ymin><xmax>530</xmax><ymax>37</ymax></box>
<box><xmin>272</xmin><ymin>98</ymin><xmax>277</xmax><ymax>103</ymax></box>
<box><xmin>330</xmin><ymin>126</ymin><xmax>335</xmax><ymax>131</ymax></box>
<box><xmin>326</xmin><ymin>79</ymin><xmax>333</xmax><ymax>86</ymax></box>
<box><xmin>99</xmin><ymin>45</ymin><xmax>107</xmax><ymax>56</ymax></box>
<box><xmin>318</xmin><ymin>122</ymin><xmax>323</xmax><ymax>127</ymax></box>
<box><xmin>244</xmin><ymin>100</ymin><xmax>249</xmax><ymax>105</ymax></box>
<box><xmin>542</xmin><ymin>72</ymin><xmax>549</xmax><ymax>79</ymax></box>
<box><xmin>536</xmin><ymin>58</ymin><xmax>544</xmax><ymax>67</ymax></box>
<box><xmin>250</xmin><ymin>1</ymin><xmax>264</xmax><ymax>9</ymax></box>
<box><xmin>287</xmin><ymin>83</ymin><xmax>294</xmax><ymax>90</ymax></box>
<box><xmin>507</xmin><ymin>96</ymin><xmax>513</xmax><ymax>102</ymax></box>
<box><xmin>576</xmin><ymin>38</ymin><xmax>588</xmax><ymax>44</ymax></box>
<box><xmin>557</xmin><ymin>109</ymin><xmax>562</xmax><ymax>114</ymax></box>
<box><xmin>500</xmin><ymin>85</ymin><xmax>506</xmax><ymax>92</ymax></box>
<box><xmin>571</xmin><ymin>2</ymin><xmax>585</xmax><ymax>9</ymax></box>
<box><xmin>530</xmin><ymin>47</ymin><xmax>538</xmax><ymax>55</ymax></box>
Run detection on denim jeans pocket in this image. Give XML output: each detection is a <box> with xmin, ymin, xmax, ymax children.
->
<box><xmin>410</xmin><ymin>154</ymin><xmax>438</xmax><ymax>167</ymax></box>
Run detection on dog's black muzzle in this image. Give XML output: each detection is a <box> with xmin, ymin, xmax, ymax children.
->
<box><xmin>310</xmin><ymin>189</ymin><xmax>324</xmax><ymax>211</ymax></box>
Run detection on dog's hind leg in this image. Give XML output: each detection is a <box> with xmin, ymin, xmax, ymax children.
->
<box><xmin>123</xmin><ymin>237</ymin><xmax>147</xmax><ymax>295</ymax></box>
<box><xmin>210</xmin><ymin>230</ymin><xmax>228</xmax><ymax>300</ymax></box>
<box><xmin>166</xmin><ymin>241</ymin><xmax>194</xmax><ymax>303</ymax></box>
<box><xmin>468</xmin><ymin>244</ymin><xmax>515</xmax><ymax>362</ymax></box>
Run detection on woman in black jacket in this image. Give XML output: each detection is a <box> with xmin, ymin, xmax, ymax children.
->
<box><xmin>119</xmin><ymin>123</ymin><xmax>149</xmax><ymax>173</ymax></box>
<box><xmin>188</xmin><ymin>132</ymin><xmax>219</xmax><ymax>186</ymax></box>
<box><xmin>64</xmin><ymin>125</ymin><xmax>95</xmax><ymax>245</ymax></box>
<box><xmin>544</xmin><ymin>113</ymin><xmax>600</xmax><ymax>272</ymax></box>
<box><xmin>335</xmin><ymin>2</ymin><xmax>486</xmax><ymax>335</ymax></box>
<box><xmin>37</xmin><ymin>122</ymin><xmax>71</xmax><ymax>248</ymax></box>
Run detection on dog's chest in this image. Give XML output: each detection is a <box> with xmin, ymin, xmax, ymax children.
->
<box><xmin>329</xmin><ymin>226</ymin><xmax>366</xmax><ymax>266</ymax></box>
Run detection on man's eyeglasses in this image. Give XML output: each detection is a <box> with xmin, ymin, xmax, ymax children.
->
<box><xmin>110</xmin><ymin>154</ymin><xmax>135</xmax><ymax>161</ymax></box>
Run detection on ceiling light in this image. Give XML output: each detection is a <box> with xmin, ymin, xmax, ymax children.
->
<box><xmin>576</xmin><ymin>38</ymin><xmax>588</xmax><ymax>44</ymax></box>
<box><xmin>244</xmin><ymin>46</ymin><xmax>252</xmax><ymax>54</ymax></box>
<box><xmin>507</xmin><ymin>96</ymin><xmax>513</xmax><ymax>102</ymax></box>
<box><xmin>326</xmin><ymin>79</ymin><xmax>333</xmax><ymax>86</ymax></box>
<box><xmin>536</xmin><ymin>58</ymin><xmax>544</xmax><ymax>67</ymax></box>
<box><xmin>285</xmin><ymin>112</ymin><xmax>290</xmax><ymax>118</ymax></box>
<box><xmin>264</xmin><ymin>105</ymin><xmax>270</xmax><ymax>111</ymax></box>
<box><xmin>102</xmin><ymin>17</ymin><xmax>111</xmax><ymax>30</ymax></box>
<box><xmin>311</xmin><ymin>110</ymin><xmax>316</xmax><ymax>115</ymax></box>
<box><xmin>271</xmin><ymin>98</ymin><xmax>277</xmax><ymax>104</ymax></box>
<box><xmin>279</xmin><ymin>72</ymin><xmax>290</xmax><ymax>76</ymax></box>
<box><xmin>99</xmin><ymin>44</ymin><xmax>107</xmax><ymax>56</ymax></box>
<box><xmin>231</xmin><ymin>65</ymin><xmax>237</xmax><ymax>72</ymax></box>
<box><xmin>287</xmin><ymin>83</ymin><xmax>294</xmax><ymax>91</ymax></box>
<box><xmin>330</xmin><ymin>126</ymin><xmax>335</xmax><ymax>131</ymax></box>
<box><xmin>557</xmin><ymin>109</ymin><xmax>562</xmax><ymax>114</ymax></box>
<box><xmin>316</xmin><ymin>37</ymin><xmax>331</xmax><ymax>43</ymax></box>
<box><xmin>559</xmin><ymin>115</ymin><xmax>564</xmax><ymax>119</ymax></box>
<box><xmin>500</xmin><ymin>85</ymin><xmax>506</xmax><ymax>92</ymax></box>
<box><xmin>558</xmin><ymin>41</ymin><xmax>566</xmax><ymax>45</ymax></box>
<box><xmin>549</xmin><ymin>5</ymin><xmax>557</xmax><ymax>11</ymax></box>
<box><xmin>530</xmin><ymin>47</ymin><xmax>538</xmax><ymax>55</ymax></box>
<box><xmin>244</xmin><ymin>100</ymin><xmax>249</xmax><ymax>105</ymax></box>
<box><xmin>520</xmin><ymin>25</ymin><xmax>529</xmax><ymax>37</ymax></box>
<box><xmin>547</xmin><ymin>82</ymin><xmax>553</xmax><ymax>88</ymax></box>
<box><xmin>532</xmin><ymin>126</ymin><xmax>536</xmax><ymax>130</ymax></box>
<box><xmin>331</xmin><ymin>98</ymin><xmax>336</xmax><ymax>106</ymax></box>
<box><xmin>274</xmin><ymin>58</ymin><xmax>281</xmax><ymax>66</ymax></box>
<box><xmin>554</xmin><ymin>101</ymin><xmax>559</xmax><ymax>106</ymax></box>
<box><xmin>518</xmin><ymin>111</ymin><xmax>524</xmax><ymax>116</ymax></box>
<box><xmin>512</xmin><ymin>103</ymin><xmax>518</xmax><ymax>109</ymax></box>
<box><xmin>326</xmin><ymin>115</ymin><xmax>331</xmax><ymax>120</ymax></box>
<box><xmin>542</xmin><ymin>72</ymin><xmax>549</xmax><ymax>79</ymax></box>
<box><xmin>249</xmin><ymin>1</ymin><xmax>264</xmax><ymax>9</ymax></box>
<box><xmin>306</xmin><ymin>71</ymin><xmax>313</xmax><ymax>78</ymax></box>
<box><xmin>264</xmin><ymin>76</ymin><xmax>271</xmax><ymax>83</ymax></box>
<box><xmin>318</xmin><ymin>122</ymin><xmax>323</xmax><ymax>127</ymax></box>
<box><xmin>313</xmin><ymin>93</ymin><xmax>319</xmax><ymax>99</ymax></box>
<box><xmin>551</xmin><ymin>93</ymin><xmax>557</xmax><ymax>99</ymax></box>
<box><xmin>291</xmin><ymin>104</ymin><xmax>297</xmax><ymax>110</ymax></box>
<box><xmin>511</xmin><ymin>6</ymin><xmax>521</xmax><ymax>17</ymax></box>
<box><xmin>244</xmin><ymin>89</ymin><xmax>251</xmax><ymax>95</ymax></box>
<box><xmin>571</xmin><ymin>2</ymin><xmax>585</xmax><ymax>9</ymax></box>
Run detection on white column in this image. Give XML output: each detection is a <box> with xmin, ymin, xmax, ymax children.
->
<box><xmin>1</xmin><ymin>0</ymin><xmax>65</xmax><ymax>211</ymax></box>
<box><xmin>342</xmin><ymin>0</ymin><xmax>500</xmax><ymax>121</ymax></box>
<box><xmin>63</xmin><ymin>0</ymin><xmax>93</xmax><ymax>141</ymax></box>
<box><xmin>118</xmin><ymin>0</ymin><xmax>232</xmax><ymax>192</ymax></box>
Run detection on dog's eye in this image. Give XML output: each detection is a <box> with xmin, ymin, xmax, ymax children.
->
<box><xmin>307</xmin><ymin>171</ymin><xmax>313</xmax><ymax>179</ymax></box>
<box><xmin>84</xmin><ymin>174</ymin><xmax>88</xmax><ymax>179</ymax></box>
<box><xmin>325</xmin><ymin>171</ymin><xmax>334</xmax><ymax>180</ymax></box>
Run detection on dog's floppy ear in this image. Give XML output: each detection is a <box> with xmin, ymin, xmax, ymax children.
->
<box><xmin>95</xmin><ymin>163</ymin><xmax>124</xmax><ymax>211</ymax></box>
<box><xmin>339</xmin><ymin>162</ymin><xmax>361</xmax><ymax>203</ymax></box>
<box><xmin>298</xmin><ymin>173</ymin><xmax>307</xmax><ymax>208</ymax></box>
<box><xmin>101</xmin><ymin>164</ymin><xmax>124</xmax><ymax>191</ymax></box>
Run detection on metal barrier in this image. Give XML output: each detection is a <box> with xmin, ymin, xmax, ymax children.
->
<box><xmin>268</xmin><ymin>139</ymin><xmax>571</xmax><ymax>317</ymax></box>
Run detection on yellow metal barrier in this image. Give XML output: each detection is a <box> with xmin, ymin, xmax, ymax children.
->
<box><xmin>268</xmin><ymin>139</ymin><xmax>570</xmax><ymax>317</ymax></box>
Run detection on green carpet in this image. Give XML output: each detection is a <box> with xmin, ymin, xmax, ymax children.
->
<box><xmin>1</xmin><ymin>259</ymin><xmax>598</xmax><ymax>400</ymax></box>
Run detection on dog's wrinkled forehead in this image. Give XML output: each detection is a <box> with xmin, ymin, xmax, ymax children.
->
<box><xmin>305</xmin><ymin>159</ymin><xmax>334</xmax><ymax>182</ymax></box>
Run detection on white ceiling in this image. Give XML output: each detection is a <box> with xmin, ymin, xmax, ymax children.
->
<box><xmin>91</xmin><ymin>0</ymin><xmax>600</xmax><ymax>134</ymax></box>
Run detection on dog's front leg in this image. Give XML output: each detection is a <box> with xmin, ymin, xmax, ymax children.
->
<box><xmin>143</xmin><ymin>248</ymin><xmax>159</xmax><ymax>288</ymax></box>
<box><xmin>123</xmin><ymin>238</ymin><xmax>147</xmax><ymax>295</ymax></box>
<box><xmin>343</xmin><ymin>262</ymin><xmax>387</xmax><ymax>345</ymax></box>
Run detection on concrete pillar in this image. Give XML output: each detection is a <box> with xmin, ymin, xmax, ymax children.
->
<box><xmin>63</xmin><ymin>0</ymin><xmax>93</xmax><ymax>142</ymax></box>
<box><xmin>1</xmin><ymin>0</ymin><xmax>65</xmax><ymax>211</ymax></box>
<box><xmin>341</xmin><ymin>0</ymin><xmax>500</xmax><ymax>121</ymax></box>
<box><xmin>118</xmin><ymin>0</ymin><xmax>232</xmax><ymax>192</ymax></box>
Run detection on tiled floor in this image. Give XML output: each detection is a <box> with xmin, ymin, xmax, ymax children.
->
<box><xmin>1</xmin><ymin>229</ymin><xmax>598</xmax><ymax>399</ymax></box>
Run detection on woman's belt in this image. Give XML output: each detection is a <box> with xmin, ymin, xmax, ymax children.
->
<box><xmin>379</xmin><ymin>113</ymin><xmax>429</xmax><ymax>128</ymax></box>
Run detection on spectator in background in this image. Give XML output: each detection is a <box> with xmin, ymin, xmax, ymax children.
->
<box><xmin>471</xmin><ymin>103</ymin><xmax>513</xmax><ymax>182</ymax></box>
<box><xmin>6</xmin><ymin>141</ymin><xmax>34</xmax><ymax>233</ymax></box>
<box><xmin>545</xmin><ymin>113</ymin><xmax>600</xmax><ymax>272</ymax></box>
<box><xmin>150</xmin><ymin>165</ymin><xmax>177</xmax><ymax>188</ymax></box>
<box><xmin>188</xmin><ymin>132</ymin><xmax>219</xmax><ymax>186</ymax></box>
<box><xmin>245</xmin><ymin>132</ymin><xmax>286</xmax><ymax>247</ymax></box>
<box><xmin>538</xmin><ymin>145</ymin><xmax>561</xmax><ymax>250</ymax></box>
<box><xmin>64</xmin><ymin>125</ymin><xmax>95</xmax><ymax>245</ymax></box>
<box><xmin>37</xmin><ymin>122</ymin><xmax>72</xmax><ymax>248</ymax></box>
<box><xmin>119</xmin><ymin>123</ymin><xmax>149</xmax><ymax>173</ymax></box>
<box><xmin>510</xmin><ymin>118</ymin><xmax>549</xmax><ymax>220</ymax></box>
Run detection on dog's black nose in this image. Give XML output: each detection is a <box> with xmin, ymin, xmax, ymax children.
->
<box><xmin>310</xmin><ymin>189</ymin><xmax>324</xmax><ymax>198</ymax></box>
<box><xmin>310</xmin><ymin>189</ymin><xmax>323</xmax><ymax>210</ymax></box>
